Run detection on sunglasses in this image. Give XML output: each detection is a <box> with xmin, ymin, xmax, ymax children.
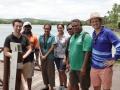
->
<box><xmin>67</xmin><ymin>28</ymin><xmax>72</xmax><ymax>31</ymax></box>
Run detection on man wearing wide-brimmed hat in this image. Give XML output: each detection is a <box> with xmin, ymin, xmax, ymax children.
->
<box><xmin>89</xmin><ymin>12</ymin><xmax>120</xmax><ymax>90</ymax></box>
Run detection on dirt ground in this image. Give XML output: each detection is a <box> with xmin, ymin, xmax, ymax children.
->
<box><xmin>0</xmin><ymin>62</ymin><xmax>120</xmax><ymax>90</ymax></box>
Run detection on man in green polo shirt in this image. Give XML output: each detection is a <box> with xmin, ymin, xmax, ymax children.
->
<box><xmin>68</xmin><ymin>19</ymin><xmax>92</xmax><ymax>90</ymax></box>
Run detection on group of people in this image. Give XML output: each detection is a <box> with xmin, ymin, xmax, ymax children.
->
<box><xmin>3</xmin><ymin>12</ymin><xmax>120</xmax><ymax>90</ymax></box>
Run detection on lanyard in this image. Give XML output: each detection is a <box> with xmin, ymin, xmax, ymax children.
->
<box><xmin>43</xmin><ymin>35</ymin><xmax>49</xmax><ymax>49</ymax></box>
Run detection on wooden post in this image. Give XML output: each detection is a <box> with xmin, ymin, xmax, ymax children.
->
<box><xmin>15</xmin><ymin>52</ymin><xmax>23</xmax><ymax>90</ymax></box>
<box><xmin>3</xmin><ymin>42</ymin><xmax>23</xmax><ymax>90</ymax></box>
<box><xmin>3</xmin><ymin>56</ymin><xmax>10</xmax><ymax>90</ymax></box>
<box><xmin>9</xmin><ymin>42</ymin><xmax>23</xmax><ymax>90</ymax></box>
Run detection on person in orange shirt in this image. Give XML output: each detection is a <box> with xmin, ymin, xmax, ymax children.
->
<box><xmin>22</xmin><ymin>22</ymin><xmax>40</xmax><ymax>90</ymax></box>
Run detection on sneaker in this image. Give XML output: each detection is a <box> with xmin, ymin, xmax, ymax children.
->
<box><xmin>59</xmin><ymin>86</ymin><xmax>64</xmax><ymax>90</ymax></box>
<box><xmin>64</xmin><ymin>87</ymin><xmax>67</xmax><ymax>90</ymax></box>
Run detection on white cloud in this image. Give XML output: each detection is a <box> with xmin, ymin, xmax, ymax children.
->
<box><xmin>0</xmin><ymin>0</ymin><xmax>119</xmax><ymax>21</ymax></box>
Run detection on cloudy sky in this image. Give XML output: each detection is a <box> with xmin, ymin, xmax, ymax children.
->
<box><xmin>0</xmin><ymin>0</ymin><xmax>119</xmax><ymax>21</ymax></box>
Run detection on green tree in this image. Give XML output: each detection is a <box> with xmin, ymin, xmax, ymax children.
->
<box><xmin>106</xmin><ymin>3</ymin><xmax>120</xmax><ymax>29</ymax></box>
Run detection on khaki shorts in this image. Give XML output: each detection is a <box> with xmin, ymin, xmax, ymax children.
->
<box><xmin>22</xmin><ymin>62</ymin><xmax>34</xmax><ymax>79</ymax></box>
<box><xmin>90</xmin><ymin>67</ymin><xmax>113</xmax><ymax>89</ymax></box>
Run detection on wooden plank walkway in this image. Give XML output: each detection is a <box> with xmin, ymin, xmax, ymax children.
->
<box><xmin>32</xmin><ymin>64</ymin><xmax>120</xmax><ymax>90</ymax></box>
<box><xmin>0</xmin><ymin>61</ymin><xmax>120</xmax><ymax>90</ymax></box>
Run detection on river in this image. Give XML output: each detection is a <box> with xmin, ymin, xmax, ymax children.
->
<box><xmin>0</xmin><ymin>24</ymin><xmax>94</xmax><ymax>59</ymax></box>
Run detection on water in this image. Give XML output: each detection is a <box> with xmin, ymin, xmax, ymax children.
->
<box><xmin>0</xmin><ymin>24</ymin><xmax>94</xmax><ymax>60</ymax></box>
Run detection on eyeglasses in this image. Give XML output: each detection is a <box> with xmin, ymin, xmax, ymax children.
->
<box><xmin>44</xmin><ymin>28</ymin><xmax>51</xmax><ymax>30</ymax></box>
<box><xmin>57</xmin><ymin>27</ymin><xmax>63</xmax><ymax>29</ymax></box>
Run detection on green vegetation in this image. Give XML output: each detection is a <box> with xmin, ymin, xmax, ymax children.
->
<box><xmin>0</xmin><ymin>3</ymin><xmax>119</xmax><ymax>28</ymax></box>
<box><xmin>0</xmin><ymin>18</ymin><xmax>68</xmax><ymax>25</ymax></box>
<box><xmin>104</xmin><ymin>3</ymin><xmax>120</xmax><ymax>29</ymax></box>
<box><xmin>0</xmin><ymin>18</ymin><xmax>87</xmax><ymax>25</ymax></box>
<box><xmin>0</xmin><ymin>19</ymin><xmax>13</xmax><ymax>24</ymax></box>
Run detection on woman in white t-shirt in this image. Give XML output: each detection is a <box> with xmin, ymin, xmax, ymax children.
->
<box><xmin>54</xmin><ymin>24</ymin><xmax>68</xmax><ymax>89</ymax></box>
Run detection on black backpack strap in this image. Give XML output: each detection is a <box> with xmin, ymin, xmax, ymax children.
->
<box><xmin>82</xmin><ymin>32</ymin><xmax>88</xmax><ymax>43</ymax></box>
<box><xmin>82</xmin><ymin>32</ymin><xmax>91</xmax><ymax>70</ymax></box>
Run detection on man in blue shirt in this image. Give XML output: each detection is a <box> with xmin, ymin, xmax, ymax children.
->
<box><xmin>90</xmin><ymin>12</ymin><xmax>120</xmax><ymax>90</ymax></box>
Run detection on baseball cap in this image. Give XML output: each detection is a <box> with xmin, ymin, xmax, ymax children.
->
<box><xmin>23</xmin><ymin>21</ymin><xmax>32</xmax><ymax>27</ymax></box>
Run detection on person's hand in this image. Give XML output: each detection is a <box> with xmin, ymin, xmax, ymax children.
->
<box><xmin>22</xmin><ymin>55</ymin><xmax>26</xmax><ymax>61</ymax></box>
<box><xmin>104</xmin><ymin>60</ymin><xmax>115</xmax><ymax>67</ymax></box>
<box><xmin>63</xmin><ymin>58</ymin><xmax>66</xmax><ymax>65</ymax></box>
<box><xmin>35</xmin><ymin>58</ymin><xmax>39</xmax><ymax>65</ymax></box>
<box><xmin>80</xmin><ymin>67</ymin><xmax>86</xmax><ymax>76</ymax></box>
<box><xmin>66</xmin><ymin>64</ymin><xmax>70</xmax><ymax>72</ymax></box>
<box><xmin>40</xmin><ymin>55</ymin><xmax>47</xmax><ymax>60</ymax></box>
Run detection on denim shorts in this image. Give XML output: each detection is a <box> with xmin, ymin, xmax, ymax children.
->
<box><xmin>54</xmin><ymin>57</ymin><xmax>66</xmax><ymax>70</ymax></box>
